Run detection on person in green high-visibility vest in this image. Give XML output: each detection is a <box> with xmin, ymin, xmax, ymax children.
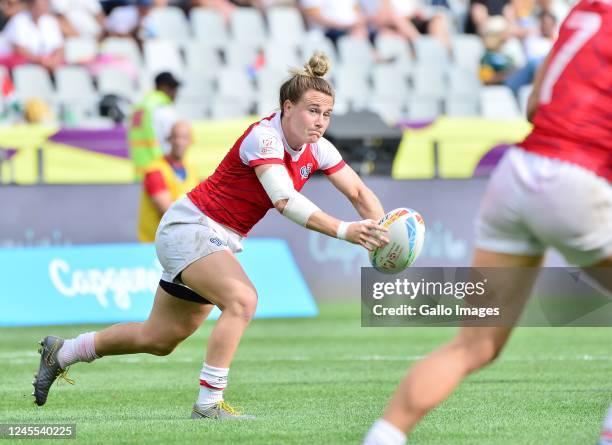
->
<box><xmin>128</xmin><ymin>71</ymin><xmax>180</xmax><ymax>181</ymax></box>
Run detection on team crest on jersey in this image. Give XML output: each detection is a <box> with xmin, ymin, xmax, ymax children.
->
<box><xmin>300</xmin><ymin>163</ymin><xmax>313</xmax><ymax>179</ymax></box>
<box><xmin>259</xmin><ymin>135</ymin><xmax>279</xmax><ymax>155</ymax></box>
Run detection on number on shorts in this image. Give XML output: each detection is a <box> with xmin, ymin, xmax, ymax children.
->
<box><xmin>539</xmin><ymin>11</ymin><xmax>602</xmax><ymax>104</ymax></box>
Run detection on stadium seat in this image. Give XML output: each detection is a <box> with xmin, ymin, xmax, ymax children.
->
<box><xmin>190</xmin><ymin>8</ymin><xmax>229</xmax><ymax>48</ymax></box>
<box><xmin>263</xmin><ymin>44</ymin><xmax>301</xmax><ymax>72</ymax></box>
<box><xmin>55</xmin><ymin>66</ymin><xmax>98</xmax><ymax>116</ymax></box>
<box><xmin>98</xmin><ymin>67</ymin><xmax>139</xmax><ymax>102</ymax></box>
<box><xmin>267</xmin><ymin>7</ymin><xmax>306</xmax><ymax>48</ymax></box>
<box><xmin>143</xmin><ymin>39</ymin><xmax>184</xmax><ymax>77</ymax></box>
<box><xmin>147</xmin><ymin>7</ymin><xmax>191</xmax><ymax>42</ymax></box>
<box><xmin>256</xmin><ymin>66</ymin><xmax>287</xmax><ymax>96</ymax></box>
<box><xmin>13</xmin><ymin>65</ymin><xmax>55</xmax><ymax>103</ymax></box>
<box><xmin>445</xmin><ymin>97</ymin><xmax>480</xmax><ymax>116</ymax></box>
<box><xmin>411</xmin><ymin>65</ymin><xmax>447</xmax><ymax>100</ymax></box>
<box><xmin>333</xmin><ymin>66</ymin><xmax>370</xmax><ymax>111</ymax></box>
<box><xmin>224</xmin><ymin>42</ymin><xmax>260</xmax><ymax>69</ymax></box>
<box><xmin>447</xmin><ymin>67</ymin><xmax>481</xmax><ymax>97</ymax></box>
<box><xmin>518</xmin><ymin>84</ymin><xmax>533</xmax><ymax>117</ymax></box>
<box><xmin>65</xmin><ymin>37</ymin><xmax>98</xmax><ymax>64</ymax></box>
<box><xmin>216</xmin><ymin>67</ymin><xmax>255</xmax><ymax>110</ymax></box>
<box><xmin>371</xmin><ymin>64</ymin><xmax>409</xmax><ymax>101</ymax></box>
<box><xmin>230</xmin><ymin>7</ymin><xmax>267</xmax><ymax>47</ymax></box>
<box><xmin>300</xmin><ymin>32</ymin><xmax>338</xmax><ymax>67</ymax></box>
<box><xmin>480</xmin><ymin>86</ymin><xmax>521</xmax><ymax>119</ymax></box>
<box><xmin>337</xmin><ymin>36</ymin><xmax>375</xmax><ymax>74</ymax></box>
<box><xmin>413</xmin><ymin>36</ymin><xmax>451</xmax><ymax>71</ymax></box>
<box><xmin>256</xmin><ymin>96</ymin><xmax>280</xmax><ymax>117</ymax></box>
<box><xmin>452</xmin><ymin>34</ymin><xmax>484</xmax><ymax>74</ymax></box>
<box><xmin>406</xmin><ymin>96</ymin><xmax>441</xmax><ymax>120</ymax></box>
<box><xmin>183</xmin><ymin>42</ymin><xmax>223</xmax><ymax>77</ymax></box>
<box><xmin>374</xmin><ymin>34</ymin><xmax>413</xmax><ymax>76</ymax></box>
<box><xmin>366</xmin><ymin>99</ymin><xmax>404</xmax><ymax>124</ymax></box>
<box><xmin>100</xmin><ymin>37</ymin><xmax>143</xmax><ymax>69</ymax></box>
<box><xmin>210</xmin><ymin>96</ymin><xmax>251</xmax><ymax>119</ymax></box>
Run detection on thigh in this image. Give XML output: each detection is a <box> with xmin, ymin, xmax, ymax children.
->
<box><xmin>459</xmin><ymin>248</ymin><xmax>544</xmax><ymax>356</ymax></box>
<box><xmin>143</xmin><ymin>285</ymin><xmax>214</xmax><ymax>341</ymax></box>
<box><xmin>180</xmin><ymin>250</ymin><xmax>257</xmax><ymax>310</ymax></box>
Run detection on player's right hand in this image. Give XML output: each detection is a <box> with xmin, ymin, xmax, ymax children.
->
<box><xmin>346</xmin><ymin>219</ymin><xmax>389</xmax><ymax>251</ymax></box>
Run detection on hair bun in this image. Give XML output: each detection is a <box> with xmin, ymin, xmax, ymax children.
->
<box><xmin>303</xmin><ymin>51</ymin><xmax>331</xmax><ymax>78</ymax></box>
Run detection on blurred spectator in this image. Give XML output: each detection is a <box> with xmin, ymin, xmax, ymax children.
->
<box><xmin>0</xmin><ymin>0</ymin><xmax>64</xmax><ymax>69</ymax></box>
<box><xmin>137</xmin><ymin>120</ymin><xmax>200</xmax><ymax>243</ymax></box>
<box><xmin>479</xmin><ymin>14</ymin><xmax>548</xmax><ymax>96</ymax></box>
<box><xmin>299</xmin><ymin>0</ymin><xmax>370</xmax><ymax>44</ymax></box>
<box><xmin>389</xmin><ymin>0</ymin><xmax>452</xmax><ymax>49</ymax></box>
<box><xmin>479</xmin><ymin>15</ymin><xmax>514</xmax><ymax>84</ymax></box>
<box><xmin>51</xmin><ymin>0</ymin><xmax>105</xmax><ymax>39</ymax></box>
<box><xmin>128</xmin><ymin>71</ymin><xmax>180</xmax><ymax>181</ymax></box>
<box><xmin>360</xmin><ymin>0</ymin><xmax>420</xmax><ymax>43</ymax></box>
<box><xmin>106</xmin><ymin>0</ymin><xmax>164</xmax><ymax>41</ymax></box>
<box><xmin>189</xmin><ymin>0</ymin><xmax>236</xmax><ymax>22</ymax></box>
<box><xmin>0</xmin><ymin>0</ymin><xmax>24</xmax><ymax>30</ymax></box>
<box><xmin>464</xmin><ymin>0</ymin><xmax>509</xmax><ymax>33</ymax></box>
<box><xmin>523</xmin><ymin>10</ymin><xmax>555</xmax><ymax>61</ymax></box>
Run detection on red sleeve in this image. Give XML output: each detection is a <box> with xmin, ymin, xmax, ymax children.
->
<box><xmin>143</xmin><ymin>170</ymin><xmax>168</xmax><ymax>196</ymax></box>
<box><xmin>248</xmin><ymin>158</ymin><xmax>284</xmax><ymax>167</ymax></box>
<box><xmin>322</xmin><ymin>160</ymin><xmax>346</xmax><ymax>175</ymax></box>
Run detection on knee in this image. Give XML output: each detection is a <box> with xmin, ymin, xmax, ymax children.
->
<box><xmin>454</xmin><ymin>337</ymin><xmax>504</xmax><ymax>374</ymax></box>
<box><xmin>147</xmin><ymin>340</ymin><xmax>178</xmax><ymax>356</ymax></box>
<box><xmin>466</xmin><ymin>338</ymin><xmax>504</xmax><ymax>371</ymax></box>
<box><xmin>139</xmin><ymin>328</ymin><xmax>191</xmax><ymax>356</ymax></box>
<box><xmin>222</xmin><ymin>286</ymin><xmax>258</xmax><ymax>323</ymax></box>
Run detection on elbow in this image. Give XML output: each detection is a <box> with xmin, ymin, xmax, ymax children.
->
<box><xmin>274</xmin><ymin>198</ymin><xmax>288</xmax><ymax>214</ymax></box>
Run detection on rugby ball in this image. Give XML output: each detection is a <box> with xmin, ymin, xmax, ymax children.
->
<box><xmin>369</xmin><ymin>208</ymin><xmax>425</xmax><ymax>274</ymax></box>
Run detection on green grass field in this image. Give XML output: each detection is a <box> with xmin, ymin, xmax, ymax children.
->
<box><xmin>1</xmin><ymin>301</ymin><xmax>611</xmax><ymax>444</ymax></box>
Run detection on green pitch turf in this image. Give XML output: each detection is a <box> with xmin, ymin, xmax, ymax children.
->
<box><xmin>1</xmin><ymin>301</ymin><xmax>611</xmax><ymax>444</ymax></box>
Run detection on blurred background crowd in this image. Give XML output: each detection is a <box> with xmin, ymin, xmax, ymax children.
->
<box><xmin>0</xmin><ymin>0</ymin><xmax>570</xmax><ymax>127</ymax></box>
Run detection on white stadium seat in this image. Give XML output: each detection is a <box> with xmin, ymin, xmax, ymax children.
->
<box><xmin>480</xmin><ymin>86</ymin><xmax>521</xmax><ymax>119</ymax></box>
<box><xmin>190</xmin><ymin>8</ymin><xmax>229</xmax><ymax>48</ymax></box>
<box><xmin>147</xmin><ymin>7</ymin><xmax>191</xmax><ymax>42</ymax></box>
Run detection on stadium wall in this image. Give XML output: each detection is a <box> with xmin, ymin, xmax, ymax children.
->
<box><xmin>3</xmin><ymin>177</ymin><xmax>560</xmax><ymax>299</ymax></box>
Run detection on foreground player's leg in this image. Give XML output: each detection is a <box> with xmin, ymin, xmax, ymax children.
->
<box><xmin>180</xmin><ymin>250</ymin><xmax>258</xmax><ymax>420</ymax></box>
<box><xmin>33</xmin><ymin>286</ymin><xmax>212</xmax><ymax>406</ymax></box>
<box><xmin>363</xmin><ymin>249</ymin><xmax>543</xmax><ymax>445</ymax></box>
<box><xmin>599</xmin><ymin>405</ymin><xmax>612</xmax><ymax>445</ymax></box>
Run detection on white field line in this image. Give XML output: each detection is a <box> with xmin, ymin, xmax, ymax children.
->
<box><xmin>4</xmin><ymin>351</ymin><xmax>612</xmax><ymax>365</ymax></box>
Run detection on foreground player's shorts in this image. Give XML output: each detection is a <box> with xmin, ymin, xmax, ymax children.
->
<box><xmin>155</xmin><ymin>196</ymin><xmax>244</xmax><ymax>284</ymax></box>
<box><xmin>475</xmin><ymin>147</ymin><xmax>612</xmax><ymax>266</ymax></box>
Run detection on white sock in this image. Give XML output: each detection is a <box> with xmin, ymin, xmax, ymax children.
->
<box><xmin>57</xmin><ymin>332</ymin><xmax>100</xmax><ymax>369</ymax></box>
<box><xmin>197</xmin><ymin>363</ymin><xmax>228</xmax><ymax>406</ymax></box>
<box><xmin>600</xmin><ymin>405</ymin><xmax>612</xmax><ymax>444</ymax></box>
<box><xmin>363</xmin><ymin>419</ymin><xmax>407</xmax><ymax>445</ymax></box>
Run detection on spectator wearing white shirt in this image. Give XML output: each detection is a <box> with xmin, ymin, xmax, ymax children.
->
<box><xmin>360</xmin><ymin>0</ymin><xmax>421</xmax><ymax>42</ymax></box>
<box><xmin>299</xmin><ymin>0</ymin><xmax>370</xmax><ymax>43</ymax></box>
<box><xmin>51</xmin><ymin>0</ymin><xmax>105</xmax><ymax>39</ymax></box>
<box><xmin>390</xmin><ymin>0</ymin><xmax>452</xmax><ymax>49</ymax></box>
<box><xmin>2</xmin><ymin>0</ymin><xmax>64</xmax><ymax>70</ymax></box>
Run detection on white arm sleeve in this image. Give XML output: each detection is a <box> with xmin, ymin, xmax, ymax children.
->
<box><xmin>258</xmin><ymin>165</ymin><xmax>321</xmax><ymax>227</ymax></box>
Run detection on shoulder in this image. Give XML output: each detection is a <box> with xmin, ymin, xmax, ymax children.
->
<box><xmin>312</xmin><ymin>136</ymin><xmax>339</xmax><ymax>157</ymax></box>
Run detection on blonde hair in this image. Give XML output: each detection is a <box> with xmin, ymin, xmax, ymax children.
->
<box><xmin>279</xmin><ymin>52</ymin><xmax>334</xmax><ymax>113</ymax></box>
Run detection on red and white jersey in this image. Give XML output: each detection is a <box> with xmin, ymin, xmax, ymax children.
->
<box><xmin>519</xmin><ymin>0</ymin><xmax>612</xmax><ymax>180</ymax></box>
<box><xmin>188</xmin><ymin>113</ymin><xmax>346</xmax><ymax>236</ymax></box>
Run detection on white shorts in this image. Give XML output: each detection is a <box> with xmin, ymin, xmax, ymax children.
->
<box><xmin>155</xmin><ymin>196</ymin><xmax>244</xmax><ymax>283</ymax></box>
<box><xmin>475</xmin><ymin>148</ymin><xmax>612</xmax><ymax>266</ymax></box>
